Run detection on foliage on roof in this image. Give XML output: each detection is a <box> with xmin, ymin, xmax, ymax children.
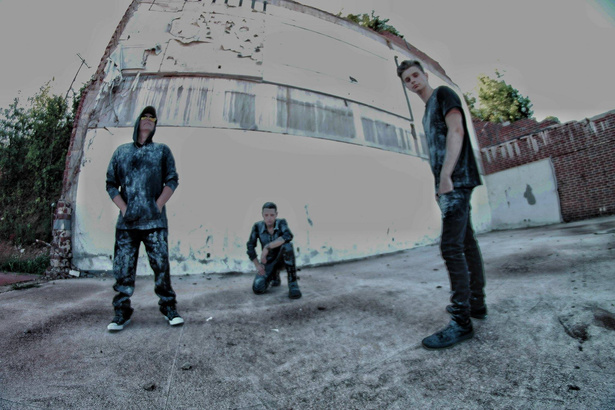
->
<box><xmin>339</xmin><ymin>10</ymin><xmax>404</xmax><ymax>38</ymax></box>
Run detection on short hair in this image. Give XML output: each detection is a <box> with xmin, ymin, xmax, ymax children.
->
<box><xmin>397</xmin><ymin>60</ymin><xmax>424</xmax><ymax>78</ymax></box>
<box><xmin>262</xmin><ymin>202</ymin><xmax>277</xmax><ymax>212</ymax></box>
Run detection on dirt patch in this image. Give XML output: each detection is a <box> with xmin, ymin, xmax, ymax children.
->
<box><xmin>594</xmin><ymin>308</ymin><xmax>615</xmax><ymax>331</ymax></box>
<box><xmin>0</xmin><ymin>240</ymin><xmax>49</xmax><ymax>261</ymax></box>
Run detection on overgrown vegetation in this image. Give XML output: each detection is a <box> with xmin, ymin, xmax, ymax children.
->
<box><xmin>0</xmin><ymin>254</ymin><xmax>50</xmax><ymax>275</ymax></box>
<box><xmin>0</xmin><ymin>83</ymin><xmax>79</xmax><ymax>245</ymax></box>
<box><xmin>340</xmin><ymin>10</ymin><xmax>404</xmax><ymax>38</ymax></box>
<box><xmin>464</xmin><ymin>70</ymin><xmax>534</xmax><ymax>123</ymax></box>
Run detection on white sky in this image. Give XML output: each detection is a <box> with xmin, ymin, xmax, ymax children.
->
<box><xmin>0</xmin><ymin>0</ymin><xmax>613</xmax><ymax>123</ymax></box>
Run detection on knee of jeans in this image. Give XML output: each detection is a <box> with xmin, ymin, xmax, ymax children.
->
<box><xmin>253</xmin><ymin>277</ymin><xmax>267</xmax><ymax>294</ymax></box>
<box><xmin>281</xmin><ymin>243</ymin><xmax>295</xmax><ymax>262</ymax></box>
<box><xmin>440</xmin><ymin>243</ymin><xmax>464</xmax><ymax>260</ymax></box>
<box><xmin>113</xmin><ymin>283</ymin><xmax>134</xmax><ymax>296</ymax></box>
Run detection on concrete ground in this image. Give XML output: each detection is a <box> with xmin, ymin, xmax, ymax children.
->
<box><xmin>1</xmin><ymin>216</ymin><xmax>614</xmax><ymax>409</ymax></box>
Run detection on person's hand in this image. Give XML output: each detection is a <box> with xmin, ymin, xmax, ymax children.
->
<box><xmin>438</xmin><ymin>175</ymin><xmax>454</xmax><ymax>197</ymax></box>
<box><xmin>256</xmin><ymin>263</ymin><xmax>266</xmax><ymax>276</ymax></box>
<box><xmin>260</xmin><ymin>246</ymin><xmax>269</xmax><ymax>264</ymax></box>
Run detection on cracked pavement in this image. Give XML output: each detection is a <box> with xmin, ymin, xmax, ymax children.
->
<box><xmin>1</xmin><ymin>216</ymin><xmax>614</xmax><ymax>409</ymax></box>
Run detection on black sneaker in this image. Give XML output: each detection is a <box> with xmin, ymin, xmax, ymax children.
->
<box><xmin>161</xmin><ymin>306</ymin><xmax>184</xmax><ymax>326</ymax></box>
<box><xmin>288</xmin><ymin>280</ymin><xmax>302</xmax><ymax>299</ymax></box>
<box><xmin>107</xmin><ymin>312</ymin><xmax>132</xmax><ymax>332</ymax></box>
<box><xmin>422</xmin><ymin>320</ymin><xmax>474</xmax><ymax>349</ymax></box>
<box><xmin>446</xmin><ymin>304</ymin><xmax>488</xmax><ymax>319</ymax></box>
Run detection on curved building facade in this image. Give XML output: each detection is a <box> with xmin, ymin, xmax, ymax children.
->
<box><xmin>58</xmin><ymin>0</ymin><xmax>491</xmax><ymax>275</ymax></box>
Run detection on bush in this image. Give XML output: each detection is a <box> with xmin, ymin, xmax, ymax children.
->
<box><xmin>0</xmin><ymin>83</ymin><xmax>77</xmax><ymax>245</ymax></box>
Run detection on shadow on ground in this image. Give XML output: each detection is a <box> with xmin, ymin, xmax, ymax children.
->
<box><xmin>1</xmin><ymin>216</ymin><xmax>614</xmax><ymax>409</ymax></box>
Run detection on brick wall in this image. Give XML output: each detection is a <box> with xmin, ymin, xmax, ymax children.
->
<box><xmin>479</xmin><ymin>110</ymin><xmax>615</xmax><ymax>221</ymax></box>
<box><xmin>46</xmin><ymin>201</ymin><xmax>72</xmax><ymax>278</ymax></box>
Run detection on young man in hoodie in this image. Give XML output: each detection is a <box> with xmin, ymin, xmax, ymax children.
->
<box><xmin>105</xmin><ymin>106</ymin><xmax>183</xmax><ymax>331</ymax></box>
<box><xmin>397</xmin><ymin>60</ymin><xmax>486</xmax><ymax>349</ymax></box>
<box><xmin>246</xmin><ymin>202</ymin><xmax>302</xmax><ymax>299</ymax></box>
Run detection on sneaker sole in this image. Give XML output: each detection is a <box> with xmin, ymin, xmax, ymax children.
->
<box><xmin>107</xmin><ymin>319</ymin><xmax>131</xmax><ymax>332</ymax></box>
<box><xmin>166</xmin><ymin>317</ymin><xmax>185</xmax><ymax>326</ymax></box>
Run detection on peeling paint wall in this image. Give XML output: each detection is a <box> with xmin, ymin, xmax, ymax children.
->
<box><xmin>74</xmin><ymin>127</ymin><xmax>447</xmax><ymax>274</ymax></box>
<box><xmin>67</xmin><ymin>0</ymin><xmax>493</xmax><ymax>275</ymax></box>
<box><xmin>484</xmin><ymin>159</ymin><xmax>561</xmax><ymax>229</ymax></box>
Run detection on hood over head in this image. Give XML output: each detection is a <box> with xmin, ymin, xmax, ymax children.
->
<box><xmin>133</xmin><ymin>106</ymin><xmax>157</xmax><ymax>145</ymax></box>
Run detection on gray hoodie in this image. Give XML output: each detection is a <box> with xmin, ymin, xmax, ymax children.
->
<box><xmin>106</xmin><ymin>107</ymin><xmax>179</xmax><ymax>230</ymax></box>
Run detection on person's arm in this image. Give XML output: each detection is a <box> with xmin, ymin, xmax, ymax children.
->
<box><xmin>156</xmin><ymin>186</ymin><xmax>175</xmax><ymax>212</ymax></box>
<box><xmin>247</xmin><ymin>225</ymin><xmax>266</xmax><ymax>275</ymax></box>
<box><xmin>112</xmin><ymin>195</ymin><xmax>128</xmax><ymax>216</ymax></box>
<box><xmin>106</xmin><ymin>151</ymin><xmax>126</xmax><ymax>215</ymax></box>
<box><xmin>259</xmin><ymin>238</ymin><xmax>285</xmax><ymax>264</ymax></box>
<box><xmin>438</xmin><ymin>108</ymin><xmax>464</xmax><ymax>196</ymax></box>
<box><xmin>260</xmin><ymin>220</ymin><xmax>293</xmax><ymax>263</ymax></box>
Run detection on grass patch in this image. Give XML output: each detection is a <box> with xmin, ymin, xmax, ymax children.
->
<box><xmin>0</xmin><ymin>254</ymin><xmax>49</xmax><ymax>275</ymax></box>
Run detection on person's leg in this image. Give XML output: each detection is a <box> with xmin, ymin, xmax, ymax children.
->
<box><xmin>252</xmin><ymin>256</ymin><xmax>279</xmax><ymax>295</ymax></box>
<box><xmin>109</xmin><ymin>229</ymin><xmax>139</xmax><ymax>330</ymax></box>
<box><xmin>464</xmin><ymin>202</ymin><xmax>487</xmax><ymax>318</ymax></box>
<box><xmin>270</xmin><ymin>265</ymin><xmax>281</xmax><ymax>287</ymax></box>
<box><xmin>280</xmin><ymin>242</ymin><xmax>301</xmax><ymax>299</ymax></box>
<box><xmin>143</xmin><ymin>229</ymin><xmax>182</xmax><ymax>325</ymax></box>
<box><xmin>422</xmin><ymin>189</ymin><xmax>473</xmax><ymax>349</ymax></box>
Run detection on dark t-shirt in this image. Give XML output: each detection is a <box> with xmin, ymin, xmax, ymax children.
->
<box><xmin>422</xmin><ymin>86</ymin><xmax>481</xmax><ymax>192</ymax></box>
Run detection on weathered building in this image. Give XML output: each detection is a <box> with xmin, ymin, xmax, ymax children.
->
<box><xmin>478</xmin><ymin>111</ymin><xmax>615</xmax><ymax>226</ymax></box>
<box><xmin>49</xmin><ymin>0</ymin><xmax>490</xmax><ymax>277</ymax></box>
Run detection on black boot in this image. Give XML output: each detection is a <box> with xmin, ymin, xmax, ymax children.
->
<box><xmin>287</xmin><ymin>268</ymin><xmax>302</xmax><ymax>299</ymax></box>
<box><xmin>422</xmin><ymin>319</ymin><xmax>474</xmax><ymax>349</ymax></box>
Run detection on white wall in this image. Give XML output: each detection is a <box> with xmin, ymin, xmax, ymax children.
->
<box><xmin>70</xmin><ymin>0</ymin><xmax>495</xmax><ymax>275</ymax></box>
<box><xmin>484</xmin><ymin>158</ymin><xmax>561</xmax><ymax>230</ymax></box>
<box><xmin>73</xmin><ymin>127</ymin><xmax>453</xmax><ymax>275</ymax></box>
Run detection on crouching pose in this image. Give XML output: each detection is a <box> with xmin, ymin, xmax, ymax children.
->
<box><xmin>246</xmin><ymin>202</ymin><xmax>302</xmax><ymax>299</ymax></box>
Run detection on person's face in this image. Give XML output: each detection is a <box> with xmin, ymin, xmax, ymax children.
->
<box><xmin>139</xmin><ymin>113</ymin><xmax>156</xmax><ymax>132</ymax></box>
<box><xmin>262</xmin><ymin>208</ymin><xmax>277</xmax><ymax>227</ymax></box>
<box><xmin>401</xmin><ymin>66</ymin><xmax>428</xmax><ymax>94</ymax></box>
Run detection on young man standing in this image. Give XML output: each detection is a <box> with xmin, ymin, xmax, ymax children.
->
<box><xmin>397</xmin><ymin>60</ymin><xmax>486</xmax><ymax>349</ymax></box>
<box><xmin>246</xmin><ymin>202</ymin><xmax>302</xmax><ymax>299</ymax></box>
<box><xmin>105</xmin><ymin>106</ymin><xmax>184</xmax><ymax>331</ymax></box>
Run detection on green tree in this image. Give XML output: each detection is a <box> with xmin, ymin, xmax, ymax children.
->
<box><xmin>342</xmin><ymin>10</ymin><xmax>404</xmax><ymax>38</ymax></box>
<box><xmin>464</xmin><ymin>70</ymin><xmax>533</xmax><ymax>123</ymax></box>
<box><xmin>0</xmin><ymin>83</ymin><xmax>75</xmax><ymax>244</ymax></box>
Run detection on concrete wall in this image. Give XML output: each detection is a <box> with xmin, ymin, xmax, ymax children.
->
<box><xmin>484</xmin><ymin>159</ymin><xmax>561</xmax><ymax>230</ymax></box>
<box><xmin>65</xmin><ymin>0</ymin><xmax>493</xmax><ymax>275</ymax></box>
<box><xmin>74</xmin><ymin>127</ymin><xmax>448</xmax><ymax>274</ymax></box>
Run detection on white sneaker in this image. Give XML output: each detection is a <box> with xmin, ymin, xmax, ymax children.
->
<box><xmin>107</xmin><ymin>318</ymin><xmax>131</xmax><ymax>332</ymax></box>
<box><xmin>167</xmin><ymin>316</ymin><xmax>184</xmax><ymax>326</ymax></box>
<box><xmin>162</xmin><ymin>306</ymin><xmax>184</xmax><ymax>326</ymax></box>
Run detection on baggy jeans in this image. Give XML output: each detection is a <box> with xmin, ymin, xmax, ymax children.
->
<box><xmin>112</xmin><ymin>228</ymin><xmax>177</xmax><ymax>315</ymax></box>
<box><xmin>253</xmin><ymin>242</ymin><xmax>297</xmax><ymax>294</ymax></box>
<box><xmin>437</xmin><ymin>188</ymin><xmax>486</xmax><ymax>324</ymax></box>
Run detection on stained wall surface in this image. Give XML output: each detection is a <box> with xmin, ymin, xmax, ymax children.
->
<box><xmin>72</xmin><ymin>0</ymin><xmax>491</xmax><ymax>274</ymax></box>
<box><xmin>484</xmin><ymin>159</ymin><xmax>561</xmax><ymax>230</ymax></box>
